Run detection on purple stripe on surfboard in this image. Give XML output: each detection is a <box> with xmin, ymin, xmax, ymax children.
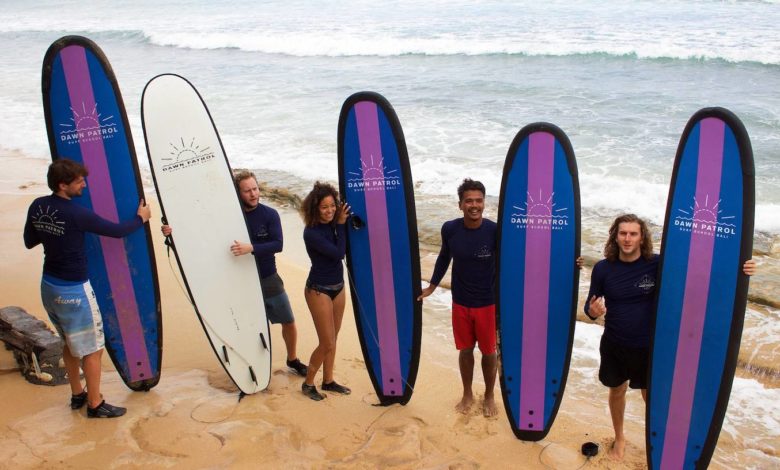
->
<box><xmin>61</xmin><ymin>46</ymin><xmax>152</xmax><ymax>382</ymax></box>
<box><xmin>518</xmin><ymin>132</ymin><xmax>555</xmax><ymax>431</ymax></box>
<box><xmin>354</xmin><ymin>101</ymin><xmax>402</xmax><ymax>396</ymax></box>
<box><xmin>660</xmin><ymin>118</ymin><xmax>725</xmax><ymax>469</ymax></box>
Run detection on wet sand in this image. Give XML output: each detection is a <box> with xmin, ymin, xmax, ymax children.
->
<box><xmin>4</xmin><ymin>151</ymin><xmax>775</xmax><ymax>468</ymax></box>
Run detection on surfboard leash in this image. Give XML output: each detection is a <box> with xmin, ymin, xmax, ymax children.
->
<box><xmin>342</xmin><ymin>260</ymin><xmax>416</xmax><ymax>396</ymax></box>
<box><xmin>162</xmin><ymin>232</ymin><xmax>268</xmax><ymax>393</ymax></box>
<box><xmin>537</xmin><ymin>440</ymin><xmax>594</xmax><ymax>469</ymax></box>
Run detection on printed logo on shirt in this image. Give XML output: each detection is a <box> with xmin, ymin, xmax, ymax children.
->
<box><xmin>636</xmin><ymin>274</ymin><xmax>655</xmax><ymax>293</ymax></box>
<box><xmin>31</xmin><ymin>205</ymin><xmax>65</xmax><ymax>236</ymax></box>
<box><xmin>59</xmin><ymin>101</ymin><xmax>120</xmax><ymax>145</ymax></box>
<box><xmin>254</xmin><ymin>225</ymin><xmax>269</xmax><ymax>241</ymax></box>
<box><xmin>346</xmin><ymin>154</ymin><xmax>401</xmax><ymax>193</ymax></box>
<box><xmin>474</xmin><ymin>245</ymin><xmax>493</xmax><ymax>260</ymax></box>
<box><xmin>509</xmin><ymin>189</ymin><xmax>569</xmax><ymax>231</ymax></box>
<box><xmin>161</xmin><ymin>137</ymin><xmax>216</xmax><ymax>172</ymax></box>
<box><xmin>673</xmin><ymin>194</ymin><xmax>737</xmax><ymax>240</ymax></box>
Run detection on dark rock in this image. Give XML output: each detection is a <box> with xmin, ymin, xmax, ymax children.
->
<box><xmin>0</xmin><ymin>306</ymin><xmax>67</xmax><ymax>386</ymax></box>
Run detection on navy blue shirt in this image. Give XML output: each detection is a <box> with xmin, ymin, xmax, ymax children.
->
<box><xmin>584</xmin><ymin>254</ymin><xmax>659</xmax><ymax>348</ymax></box>
<box><xmin>430</xmin><ymin>218</ymin><xmax>497</xmax><ymax>308</ymax></box>
<box><xmin>303</xmin><ymin>223</ymin><xmax>346</xmax><ymax>285</ymax></box>
<box><xmin>245</xmin><ymin>203</ymin><xmax>282</xmax><ymax>279</ymax></box>
<box><xmin>23</xmin><ymin>194</ymin><xmax>144</xmax><ymax>282</ymax></box>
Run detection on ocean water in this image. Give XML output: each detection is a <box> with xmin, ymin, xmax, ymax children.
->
<box><xmin>1</xmin><ymin>0</ymin><xmax>778</xmax><ymax>466</ymax></box>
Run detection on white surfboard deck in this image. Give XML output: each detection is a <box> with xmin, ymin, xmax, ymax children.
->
<box><xmin>142</xmin><ymin>73</ymin><xmax>270</xmax><ymax>394</ymax></box>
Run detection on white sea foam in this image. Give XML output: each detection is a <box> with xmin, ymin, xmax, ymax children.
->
<box><xmin>1</xmin><ymin>1</ymin><xmax>780</xmax><ymax>65</ymax></box>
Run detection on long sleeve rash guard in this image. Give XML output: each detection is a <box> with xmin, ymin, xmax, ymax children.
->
<box><xmin>303</xmin><ymin>222</ymin><xmax>347</xmax><ymax>286</ymax></box>
<box><xmin>24</xmin><ymin>194</ymin><xmax>143</xmax><ymax>282</ymax></box>
<box><xmin>430</xmin><ymin>218</ymin><xmax>497</xmax><ymax>308</ymax></box>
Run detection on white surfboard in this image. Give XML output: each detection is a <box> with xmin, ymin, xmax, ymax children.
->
<box><xmin>142</xmin><ymin>74</ymin><xmax>270</xmax><ymax>394</ymax></box>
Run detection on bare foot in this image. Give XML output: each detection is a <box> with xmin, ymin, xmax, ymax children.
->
<box><xmin>608</xmin><ymin>437</ymin><xmax>625</xmax><ymax>461</ymax></box>
<box><xmin>456</xmin><ymin>393</ymin><xmax>474</xmax><ymax>414</ymax></box>
<box><xmin>482</xmin><ymin>396</ymin><xmax>498</xmax><ymax>417</ymax></box>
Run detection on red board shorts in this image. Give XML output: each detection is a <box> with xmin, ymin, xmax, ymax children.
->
<box><xmin>452</xmin><ymin>302</ymin><xmax>496</xmax><ymax>355</ymax></box>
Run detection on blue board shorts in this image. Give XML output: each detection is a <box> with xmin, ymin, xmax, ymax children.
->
<box><xmin>261</xmin><ymin>273</ymin><xmax>295</xmax><ymax>325</ymax></box>
<box><xmin>41</xmin><ymin>276</ymin><xmax>104</xmax><ymax>358</ymax></box>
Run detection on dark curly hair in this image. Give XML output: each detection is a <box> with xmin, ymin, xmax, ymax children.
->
<box><xmin>300</xmin><ymin>181</ymin><xmax>341</xmax><ymax>227</ymax></box>
<box><xmin>604</xmin><ymin>213</ymin><xmax>654</xmax><ymax>262</ymax></box>
<box><xmin>457</xmin><ymin>178</ymin><xmax>485</xmax><ymax>202</ymax></box>
<box><xmin>48</xmin><ymin>158</ymin><xmax>88</xmax><ymax>192</ymax></box>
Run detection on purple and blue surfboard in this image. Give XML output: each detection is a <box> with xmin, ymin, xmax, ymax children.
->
<box><xmin>42</xmin><ymin>36</ymin><xmax>161</xmax><ymax>391</ymax></box>
<box><xmin>647</xmin><ymin>108</ymin><xmax>754</xmax><ymax>469</ymax></box>
<box><xmin>338</xmin><ymin>92</ymin><xmax>421</xmax><ymax>406</ymax></box>
<box><xmin>497</xmin><ymin>123</ymin><xmax>580</xmax><ymax>441</ymax></box>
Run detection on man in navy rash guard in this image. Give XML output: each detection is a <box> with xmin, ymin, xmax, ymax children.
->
<box><xmin>227</xmin><ymin>171</ymin><xmax>307</xmax><ymax>376</ymax></box>
<box><xmin>585</xmin><ymin>213</ymin><xmax>755</xmax><ymax>461</ymax></box>
<box><xmin>24</xmin><ymin>158</ymin><xmax>151</xmax><ymax>418</ymax></box>
<box><xmin>418</xmin><ymin>178</ymin><xmax>499</xmax><ymax>417</ymax></box>
<box><xmin>162</xmin><ymin>170</ymin><xmax>308</xmax><ymax>376</ymax></box>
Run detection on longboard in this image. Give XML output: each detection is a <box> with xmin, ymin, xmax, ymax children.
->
<box><xmin>142</xmin><ymin>74</ymin><xmax>270</xmax><ymax>394</ymax></box>
<box><xmin>42</xmin><ymin>35</ymin><xmax>162</xmax><ymax>391</ymax></box>
<box><xmin>648</xmin><ymin>108</ymin><xmax>754</xmax><ymax>469</ymax></box>
<box><xmin>497</xmin><ymin>123</ymin><xmax>580</xmax><ymax>440</ymax></box>
<box><xmin>338</xmin><ymin>92</ymin><xmax>422</xmax><ymax>406</ymax></box>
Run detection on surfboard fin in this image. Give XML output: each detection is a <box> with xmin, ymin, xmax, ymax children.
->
<box><xmin>222</xmin><ymin>345</ymin><xmax>229</xmax><ymax>364</ymax></box>
<box><xmin>259</xmin><ymin>333</ymin><xmax>268</xmax><ymax>350</ymax></box>
<box><xmin>249</xmin><ymin>366</ymin><xmax>257</xmax><ymax>384</ymax></box>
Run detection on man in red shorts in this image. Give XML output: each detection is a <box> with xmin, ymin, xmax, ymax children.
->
<box><xmin>419</xmin><ymin>178</ymin><xmax>498</xmax><ymax>417</ymax></box>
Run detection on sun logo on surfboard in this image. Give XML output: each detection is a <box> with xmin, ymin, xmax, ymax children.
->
<box><xmin>31</xmin><ymin>204</ymin><xmax>66</xmax><ymax>236</ymax></box>
<box><xmin>161</xmin><ymin>137</ymin><xmax>216</xmax><ymax>172</ymax></box>
<box><xmin>510</xmin><ymin>189</ymin><xmax>569</xmax><ymax>230</ymax></box>
<box><xmin>58</xmin><ymin>101</ymin><xmax>119</xmax><ymax>144</ymax></box>
<box><xmin>346</xmin><ymin>154</ymin><xmax>400</xmax><ymax>193</ymax></box>
<box><xmin>673</xmin><ymin>194</ymin><xmax>737</xmax><ymax>239</ymax></box>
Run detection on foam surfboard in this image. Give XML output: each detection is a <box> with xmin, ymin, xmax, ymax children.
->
<box><xmin>42</xmin><ymin>35</ymin><xmax>161</xmax><ymax>391</ymax></box>
<box><xmin>647</xmin><ymin>108</ymin><xmax>754</xmax><ymax>469</ymax></box>
<box><xmin>338</xmin><ymin>92</ymin><xmax>422</xmax><ymax>406</ymax></box>
<box><xmin>497</xmin><ymin>123</ymin><xmax>580</xmax><ymax>441</ymax></box>
<box><xmin>142</xmin><ymin>74</ymin><xmax>270</xmax><ymax>394</ymax></box>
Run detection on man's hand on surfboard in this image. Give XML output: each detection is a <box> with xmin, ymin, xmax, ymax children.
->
<box><xmin>137</xmin><ymin>199</ymin><xmax>151</xmax><ymax>223</ymax></box>
<box><xmin>230</xmin><ymin>241</ymin><xmax>253</xmax><ymax>256</ymax></box>
<box><xmin>743</xmin><ymin>259</ymin><xmax>756</xmax><ymax>276</ymax></box>
<box><xmin>417</xmin><ymin>284</ymin><xmax>437</xmax><ymax>301</ymax></box>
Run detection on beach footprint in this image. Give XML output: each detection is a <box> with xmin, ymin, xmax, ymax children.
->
<box><xmin>339</xmin><ymin>423</ymin><xmax>423</xmax><ymax>467</ymax></box>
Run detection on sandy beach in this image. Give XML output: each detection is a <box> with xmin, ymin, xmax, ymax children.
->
<box><xmin>0</xmin><ymin>152</ymin><xmax>663</xmax><ymax>469</ymax></box>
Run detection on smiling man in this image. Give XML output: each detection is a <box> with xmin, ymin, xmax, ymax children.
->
<box><xmin>418</xmin><ymin>178</ymin><xmax>498</xmax><ymax>418</ymax></box>
<box><xmin>585</xmin><ymin>213</ymin><xmax>755</xmax><ymax>461</ymax></box>
<box><xmin>585</xmin><ymin>214</ymin><xmax>657</xmax><ymax>460</ymax></box>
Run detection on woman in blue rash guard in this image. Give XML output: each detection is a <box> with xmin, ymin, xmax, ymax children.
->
<box><xmin>299</xmin><ymin>181</ymin><xmax>352</xmax><ymax>401</ymax></box>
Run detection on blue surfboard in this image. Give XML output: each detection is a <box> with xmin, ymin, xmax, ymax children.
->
<box><xmin>338</xmin><ymin>92</ymin><xmax>422</xmax><ymax>406</ymax></box>
<box><xmin>42</xmin><ymin>36</ymin><xmax>162</xmax><ymax>391</ymax></box>
<box><xmin>647</xmin><ymin>108</ymin><xmax>754</xmax><ymax>469</ymax></box>
<box><xmin>497</xmin><ymin>123</ymin><xmax>580</xmax><ymax>440</ymax></box>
